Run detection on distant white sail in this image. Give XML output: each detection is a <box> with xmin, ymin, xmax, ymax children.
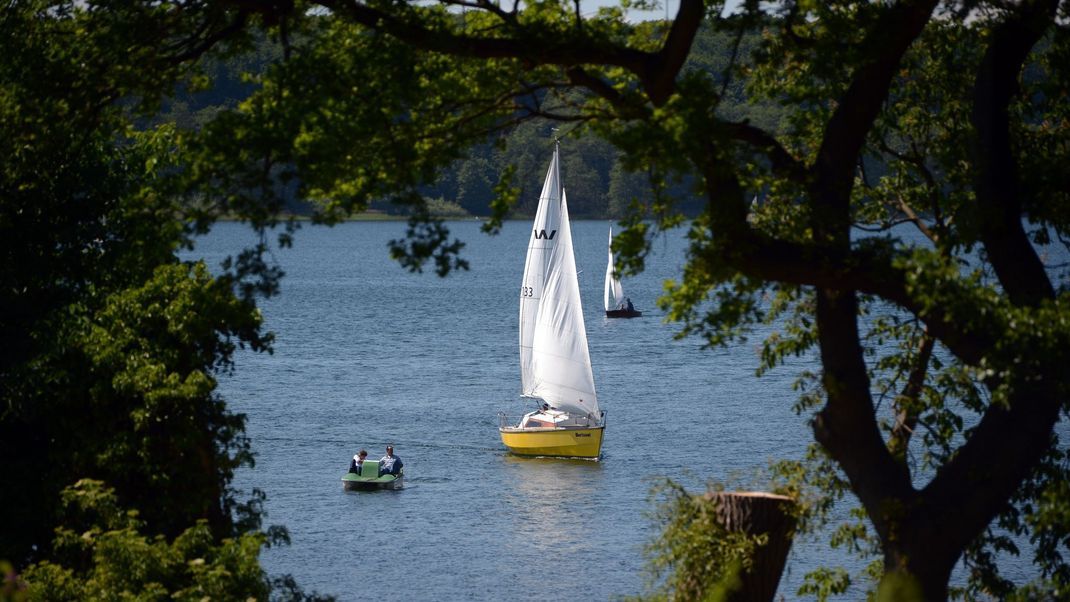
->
<box><xmin>604</xmin><ymin>227</ymin><xmax>625</xmax><ymax>311</ymax></box>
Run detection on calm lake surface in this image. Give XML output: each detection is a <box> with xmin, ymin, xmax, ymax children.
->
<box><xmin>193</xmin><ymin>220</ymin><xmax>1039</xmax><ymax>601</ymax></box>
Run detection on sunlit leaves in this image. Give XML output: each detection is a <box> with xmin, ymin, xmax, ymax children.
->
<box><xmin>188</xmin><ymin>12</ymin><xmax>538</xmax><ymax>274</ymax></box>
<box><xmin>640</xmin><ymin>480</ymin><xmax>766</xmax><ymax>601</ymax></box>
<box><xmin>1</xmin><ymin>1</ymin><xmax>278</xmax><ymax>575</ymax></box>
<box><xmin>18</xmin><ymin>480</ymin><xmax>272</xmax><ymax>600</ymax></box>
<box><xmin>860</xmin><ymin>19</ymin><xmax>980</xmax><ymax>250</ymax></box>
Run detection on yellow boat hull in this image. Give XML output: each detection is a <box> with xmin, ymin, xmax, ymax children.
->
<box><xmin>499</xmin><ymin>425</ymin><xmax>605</xmax><ymax>459</ymax></box>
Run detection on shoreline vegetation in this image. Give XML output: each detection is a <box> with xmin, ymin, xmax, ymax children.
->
<box><xmin>216</xmin><ymin>210</ymin><xmax>560</xmax><ymax>222</ymax></box>
<box><xmin>218</xmin><ymin>213</ymin><xmax>621</xmax><ymax>222</ymax></box>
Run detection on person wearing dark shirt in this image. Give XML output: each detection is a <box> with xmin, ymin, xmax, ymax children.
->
<box><xmin>379</xmin><ymin>445</ymin><xmax>403</xmax><ymax>476</ymax></box>
<box><xmin>348</xmin><ymin>449</ymin><xmax>368</xmax><ymax>474</ymax></box>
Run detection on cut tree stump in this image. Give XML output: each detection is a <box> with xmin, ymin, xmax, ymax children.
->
<box><xmin>704</xmin><ymin>491</ymin><xmax>798</xmax><ymax>602</ymax></box>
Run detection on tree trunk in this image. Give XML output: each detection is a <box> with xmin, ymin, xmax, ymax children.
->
<box><xmin>705</xmin><ymin>491</ymin><xmax>798</xmax><ymax>602</ymax></box>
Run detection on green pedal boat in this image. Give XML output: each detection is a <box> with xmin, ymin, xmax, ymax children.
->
<box><xmin>341</xmin><ymin>460</ymin><xmax>404</xmax><ymax>490</ymax></box>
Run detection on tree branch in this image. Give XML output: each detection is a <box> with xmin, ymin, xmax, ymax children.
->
<box><xmin>970</xmin><ymin>0</ymin><xmax>1058</xmax><ymax>307</ymax></box>
<box><xmin>314</xmin><ymin>0</ymin><xmax>656</xmax><ymax>83</ymax></box>
<box><xmin>311</xmin><ymin>0</ymin><xmax>706</xmax><ymax>108</ymax></box>
<box><xmin>887</xmin><ymin>330</ymin><xmax>934</xmax><ymax>463</ymax></box>
<box><xmin>812</xmin><ymin>289</ymin><xmax>915</xmax><ymax>542</ymax></box>
<box><xmin>722</xmin><ymin>121</ymin><xmax>807</xmax><ymax>183</ymax></box>
<box><xmin>566</xmin><ymin>66</ymin><xmax>647</xmax><ymax>117</ymax></box>
<box><xmin>812</xmin><ymin>0</ymin><xmax>939</xmax><ymax>240</ymax></box>
<box><xmin>874</xmin><ymin>137</ymin><xmax>944</xmax><ymax>245</ymax></box>
<box><xmin>913</xmin><ymin>378</ymin><xmax>1064</xmax><ymax>578</ymax></box>
<box><xmin>801</xmin><ymin>2</ymin><xmax>942</xmax><ymax>548</ymax></box>
<box><xmin>164</xmin><ymin>10</ymin><xmax>250</xmax><ymax>64</ymax></box>
<box><xmin>643</xmin><ymin>0</ymin><xmax>705</xmax><ymax>105</ymax></box>
<box><xmin>695</xmin><ymin>147</ymin><xmax>993</xmax><ymax>368</ymax></box>
<box><xmin>900</xmin><ymin>0</ymin><xmax>1065</xmax><ymax>573</ymax></box>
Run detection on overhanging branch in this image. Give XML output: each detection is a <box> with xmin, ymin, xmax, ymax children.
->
<box><xmin>722</xmin><ymin>121</ymin><xmax>806</xmax><ymax>183</ymax></box>
<box><xmin>812</xmin><ymin>0</ymin><xmax>940</xmax><ymax>233</ymax></box>
<box><xmin>643</xmin><ymin>0</ymin><xmax>705</xmax><ymax>105</ymax></box>
<box><xmin>315</xmin><ymin>0</ymin><xmax>654</xmax><ymax>77</ymax></box>
<box><xmin>311</xmin><ymin>0</ymin><xmax>708</xmax><ymax>108</ymax></box>
<box><xmin>970</xmin><ymin>0</ymin><xmax>1058</xmax><ymax>306</ymax></box>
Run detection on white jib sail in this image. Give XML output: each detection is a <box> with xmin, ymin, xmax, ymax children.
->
<box><xmin>530</xmin><ymin>189</ymin><xmax>599</xmax><ymax>418</ymax></box>
<box><xmin>519</xmin><ymin>145</ymin><xmax>561</xmax><ymax>396</ymax></box>
<box><xmin>604</xmin><ymin>226</ymin><xmax>625</xmax><ymax>311</ymax></box>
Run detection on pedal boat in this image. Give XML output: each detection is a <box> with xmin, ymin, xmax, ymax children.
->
<box><xmin>341</xmin><ymin>460</ymin><xmax>404</xmax><ymax>490</ymax></box>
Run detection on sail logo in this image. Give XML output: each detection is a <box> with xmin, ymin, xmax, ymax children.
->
<box><xmin>533</xmin><ymin>229</ymin><xmax>557</xmax><ymax>240</ymax></box>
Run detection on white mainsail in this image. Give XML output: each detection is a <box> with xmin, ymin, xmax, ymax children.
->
<box><xmin>604</xmin><ymin>227</ymin><xmax>625</xmax><ymax>312</ymax></box>
<box><xmin>518</xmin><ymin>144</ymin><xmax>599</xmax><ymax>418</ymax></box>
<box><xmin>530</xmin><ymin>190</ymin><xmax>599</xmax><ymax>417</ymax></box>
<box><xmin>519</xmin><ymin>147</ymin><xmax>561</xmax><ymax>396</ymax></box>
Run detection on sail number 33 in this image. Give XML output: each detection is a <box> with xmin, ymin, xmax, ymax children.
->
<box><xmin>521</xmin><ymin>286</ymin><xmax>534</xmax><ymax>298</ymax></box>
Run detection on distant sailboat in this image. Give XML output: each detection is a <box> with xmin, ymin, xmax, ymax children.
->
<box><xmin>604</xmin><ymin>227</ymin><xmax>641</xmax><ymax>318</ymax></box>
<box><xmin>498</xmin><ymin>141</ymin><xmax>605</xmax><ymax>459</ymax></box>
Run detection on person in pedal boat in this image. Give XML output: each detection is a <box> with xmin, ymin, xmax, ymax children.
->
<box><xmin>378</xmin><ymin>445</ymin><xmax>403</xmax><ymax>477</ymax></box>
<box><xmin>348</xmin><ymin>449</ymin><xmax>368</xmax><ymax>475</ymax></box>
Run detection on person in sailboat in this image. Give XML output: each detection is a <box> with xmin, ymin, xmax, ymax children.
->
<box><xmin>378</xmin><ymin>445</ymin><xmax>403</xmax><ymax>477</ymax></box>
<box><xmin>625</xmin><ymin>298</ymin><xmax>634</xmax><ymax>312</ymax></box>
<box><xmin>348</xmin><ymin>449</ymin><xmax>368</xmax><ymax>475</ymax></box>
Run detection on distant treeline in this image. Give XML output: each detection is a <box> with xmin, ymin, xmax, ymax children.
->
<box><xmin>163</xmin><ymin>23</ymin><xmax>782</xmax><ymax>219</ymax></box>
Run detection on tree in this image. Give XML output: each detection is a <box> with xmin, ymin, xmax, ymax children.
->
<box><xmin>456</xmin><ymin>154</ymin><xmax>498</xmax><ymax>214</ymax></box>
<box><xmin>607</xmin><ymin>162</ymin><xmax>648</xmax><ymax>218</ymax></box>
<box><xmin>18</xmin><ymin>480</ymin><xmax>271</xmax><ymax>600</ymax></box>
<box><xmin>0</xmin><ymin>3</ymin><xmax>324</xmax><ymax>599</ymax></box>
<box><xmin>183</xmin><ymin>0</ymin><xmax>1069</xmax><ymax>598</ymax></box>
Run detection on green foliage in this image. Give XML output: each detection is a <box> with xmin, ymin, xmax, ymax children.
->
<box><xmin>177</xmin><ymin>3</ymin><xmax>1067</xmax><ymax>597</ymax></box>
<box><xmin>0</xmin><ymin>3</ymin><xmax>306</xmax><ymax>597</ymax></box>
<box><xmin>691</xmin><ymin>4</ymin><xmax>1070</xmax><ymax>598</ymax></box>
<box><xmin>797</xmin><ymin>567</ymin><xmax>852</xmax><ymax>601</ymax></box>
<box><xmin>161</xmin><ymin>18</ymin><xmax>761</xmax><ymax>227</ymax></box>
<box><xmin>15</xmin><ymin>480</ymin><xmax>271</xmax><ymax>601</ymax></box>
<box><xmin>638</xmin><ymin>480</ymin><xmax>767</xmax><ymax>602</ymax></box>
<box><xmin>769</xmin><ymin>444</ymin><xmax>880</xmax><ymax>599</ymax></box>
<box><xmin>184</xmin><ymin>10</ymin><xmax>529</xmax><ymax>259</ymax></box>
<box><xmin>875</xmin><ymin>571</ymin><xmax>924</xmax><ymax>602</ymax></box>
<box><xmin>425</xmin><ymin>197</ymin><xmax>471</xmax><ymax>218</ymax></box>
<box><xmin>0</xmin><ymin>114</ymin><xmax>270</xmax><ymax>563</ymax></box>
<box><xmin>7</xmin><ymin>0</ymin><xmax>1070</xmax><ymax>599</ymax></box>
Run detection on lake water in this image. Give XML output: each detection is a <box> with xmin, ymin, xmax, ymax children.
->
<box><xmin>193</xmin><ymin>220</ymin><xmax>1040</xmax><ymax>600</ymax></box>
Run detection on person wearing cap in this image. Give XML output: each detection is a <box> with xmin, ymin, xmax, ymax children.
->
<box><xmin>378</xmin><ymin>445</ymin><xmax>403</xmax><ymax>477</ymax></box>
<box><xmin>348</xmin><ymin>449</ymin><xmax>368</xmax><ymax>475</ymax></box>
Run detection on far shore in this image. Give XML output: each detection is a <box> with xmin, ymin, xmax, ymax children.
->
<box><xmin>213</xmin><ymin>212</ymin><xmax>633</xmax><ymax>222</ymax></box>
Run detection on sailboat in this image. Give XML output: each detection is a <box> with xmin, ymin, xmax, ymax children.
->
<box><xmin>604</xmin><ymin>227</ymin><xmax>642</xmax><ymax>318</ymax></box>
<box><xmin>498</xmin><ymin>141</ymin><xmax>606</xmax><ymax>459</ymax></box>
